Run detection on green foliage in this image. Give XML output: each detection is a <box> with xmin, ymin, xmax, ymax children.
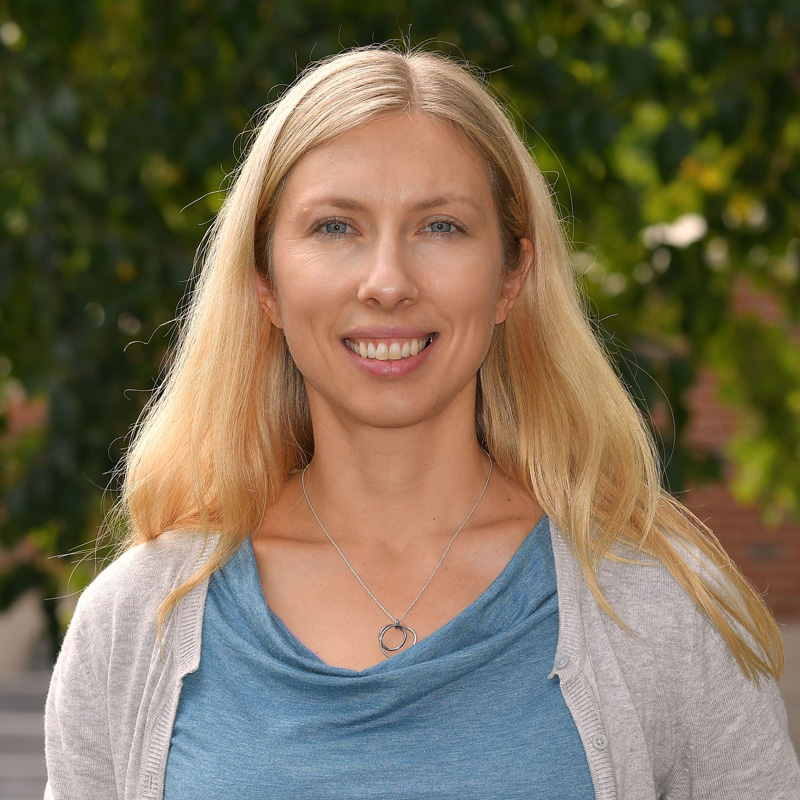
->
<box><xmin>1</xmin><ymin>0</ymin><xmax>798</xmax><ymax>647</ymax></box>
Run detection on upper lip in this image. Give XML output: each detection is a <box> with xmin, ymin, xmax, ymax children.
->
<box><xmin>342</xmin><ymin>327</ymin><xmax>436</xmax><ymax>340</ymax></box>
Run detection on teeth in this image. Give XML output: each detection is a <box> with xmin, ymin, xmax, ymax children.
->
<box><xmin>346</xmin><ymin>335</ymin><xmax>433</xmax><ymax>361</ymax></box>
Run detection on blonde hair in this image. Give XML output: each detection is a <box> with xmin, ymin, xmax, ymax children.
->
<box><xmin>119</xmin><ymin>44</ymin><xmax>783</xmax><ymax>681</ymax></box>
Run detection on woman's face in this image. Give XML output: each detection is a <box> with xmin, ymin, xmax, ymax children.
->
<box><xmin>260</xmin><ymin>112</ymin><xmax>531</xmax><ymax>432</ymax></box>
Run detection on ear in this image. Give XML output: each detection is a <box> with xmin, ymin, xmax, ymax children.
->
<box><xmin>494</xmin><ymin>237</ymin><xmax>533</xmax><ymax>324</ymax></box>
<box><xmin>255</xmin><ymin>271</ymin><xmax>284</xmax><ymax>329</ymax></box>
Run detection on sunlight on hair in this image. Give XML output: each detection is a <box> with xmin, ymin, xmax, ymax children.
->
<box><xmin>114</xmin><ymin>43</ymin><xmax>783</xmax><ymax>683</ymax></box>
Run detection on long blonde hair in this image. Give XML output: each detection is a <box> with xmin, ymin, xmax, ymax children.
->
<box><xmin>119</xmin><ymin>44</ymin><xmax>783</xmax><ymax>681</ymax></box>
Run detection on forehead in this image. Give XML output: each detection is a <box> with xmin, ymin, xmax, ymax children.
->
<box><xmin>277</xmin><ymin>113</ymin><xmax>496</xmax><ymax>214</ymax></box>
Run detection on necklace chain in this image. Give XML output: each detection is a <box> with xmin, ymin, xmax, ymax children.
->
<box><xmin>300</xmin><ymin>454</ymin><xmax>493</xmax><ymax>628</ymax></box>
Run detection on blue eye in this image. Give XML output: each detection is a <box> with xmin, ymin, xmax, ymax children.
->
<box><xmin>324</xmin><ymin>221</ymin><xmax>350</xmax><ymax>235</ymax></box>
<box><xmin>429</xmin><ymin>221</ymin><xmax>453</xmax><ymax>234</ymax></box>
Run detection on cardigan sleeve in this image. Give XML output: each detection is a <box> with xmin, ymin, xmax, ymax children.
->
<box><xmin>586</xmin><ymin>532</ymin><xmax>800</xmax><ymax>798</ymax></box>
<box><xmin>44</xmin><ymin>622</ymin><xmax>118</xmax><ymax>799</ymax></box>
<box><xmin>43</xmin><ymin>533</ymin><xmax>215</xmax><ymax>800</ymax></box>
<box><xmin>672</xmin><ymin>610</ymin><xmax>800</xmax><ymax>799</ymax></box>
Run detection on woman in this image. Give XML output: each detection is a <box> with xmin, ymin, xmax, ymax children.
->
<box><xmin>45</xmin><ymin>45</ymin><xmax>799</xmax><ymax>799</ymax></box>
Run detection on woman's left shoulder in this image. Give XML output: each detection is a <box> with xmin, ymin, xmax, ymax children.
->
<box><xmin>593</xmin><ymin>539</ymin><xmax>760</xmax><ymax>684</ymax></box>
<box><xmin>596</xmin><ymin>543</ymin><xmax>706</xmax><ymax>647</ymax></box>
<box><xmin>567</xmin><ymin>530</ymin><xmax>800</xmax><ymax>796</ymax></box>
<box><xmin>550</xmin><ymin>518</ymin><xmax>707</xmax><ymax>659</ymax></box>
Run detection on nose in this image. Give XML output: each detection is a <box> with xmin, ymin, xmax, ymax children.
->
<box><xmin>356</xmin><ymin>233</ymin><xmax>419</xmax><ymax>310</ymax></box>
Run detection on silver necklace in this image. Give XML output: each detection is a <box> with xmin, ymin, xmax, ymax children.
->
<box><xmin>301</xmin><ymin>454</ymin><xmax>493</xmax><ymax>658</ymax></box>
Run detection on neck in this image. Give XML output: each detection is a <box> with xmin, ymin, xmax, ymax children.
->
<box><xmin>300</xmin><ymin>412</ymin><xmax>493</xmax><ymax>551</ymax></box>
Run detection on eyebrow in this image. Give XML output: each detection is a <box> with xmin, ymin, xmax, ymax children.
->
<box><xmin>299</xmin><ymin>193</ymin><xmax>485</xmax><ymax>214</ymax></box>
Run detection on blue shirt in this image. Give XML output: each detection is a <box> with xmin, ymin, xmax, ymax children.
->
<box><xmin>165</xmin><ymin>514</ymin><xmax>594</xmax><ymax>798</ymax></box>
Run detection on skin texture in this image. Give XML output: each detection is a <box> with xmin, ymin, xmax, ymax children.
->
<box><xmin>253</xmin><ymin>113</ymin><xmax>543</xmax><ymax>671</ymax></box>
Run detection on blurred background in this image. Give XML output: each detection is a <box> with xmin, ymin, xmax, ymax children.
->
<box><xmin>1</xmin><ymin>0</ymin><xmax>799</xmax><ymax>796</ymax></box>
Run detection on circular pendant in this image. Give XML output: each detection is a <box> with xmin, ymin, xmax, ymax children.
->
<box><xmin>379</xmin><ymin>622</ymin><xmax>418</xmax><ymax>657</ymax></box>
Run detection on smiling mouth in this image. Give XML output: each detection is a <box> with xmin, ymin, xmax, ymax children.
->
<box><xmin>344</xmin><ymin>334</ymin><xmax>436</xmax><ymax>361</ymax></box>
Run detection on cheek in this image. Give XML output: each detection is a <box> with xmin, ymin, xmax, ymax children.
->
<box><xmin>270</xmin><ymin>246</ymin><xmax>347</xmax><ymax>320</ymax></box>
<box><xmin>272</xmin><ymin>279</ymin><xmax>349</xmax><ymax>367</ymax></box>
<box><xmin>431</xmin><ymin>266</ymin><xmax>503</xmax><ymax>318</ymax></box>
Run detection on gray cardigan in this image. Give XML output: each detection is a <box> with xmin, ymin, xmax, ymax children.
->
<box><xmin>44</xmin><ymin>520</ymin><xmax>800</xmax><ymax>799</ymax></box>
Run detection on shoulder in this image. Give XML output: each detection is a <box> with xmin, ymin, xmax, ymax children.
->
<box><xmin>597</xmin><ymin>541</ymin><xmax>703</xmax><ymax>645</ymax></box>
<box><xmin>549</xmin><ymin>518</ymin><xmax>733</xmax><ymax>737</ymax></box>
<box><xmin>549</xmin><ymin>519</ymin><xmax>800</xmax><ymax>794</ymax></box>
<box><xmin>550</xmin><ymin>516</ymin><xmax>729</xmax><ymax>649</ymax></box>
<box><xmin>587</xmin><ymin>539</ymin><xmax>800</xmax><ymax>795</ymax></box>
<box><xmin>45</xmin><ymin>532</ymin><xmax>220</xmax><ymax>798</ymax></box>
<box><xmin>69</xmin><ymin>530</ymin><xmax>217</xmax><ymax>642</ymax></box>
<box><xmin>548</xmin><ymin>517</ymin><xmax>699</xmax><ymax>636</ymax></box>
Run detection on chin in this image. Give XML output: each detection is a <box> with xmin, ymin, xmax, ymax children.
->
<box><xmin>339</xmin><ymin>395</ymin><xmax>457</xmax><ymax>432</ymax></box>
<box><xmin>306</xmin><ymin>375</ymin><xmax>478</xmax><ymax>433</ymax></box>
<box><xmin>356</xmin><ymin>406</ymin><xmax>441</xmax><ymax>430</ymax></box>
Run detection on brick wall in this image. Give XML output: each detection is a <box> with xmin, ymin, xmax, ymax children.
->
<box><xmin>681</xmin><ymin>279</ymin><xmax>800</xmax><ymax>622</ymax></box>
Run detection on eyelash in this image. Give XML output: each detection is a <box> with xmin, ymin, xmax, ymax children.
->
<box><xmin>311</xmin><ymin>216</ymin><xmax>468</xmax><ymax>239</ymax></box>
<box><xmin>312</xmin><ymin>217</ymin><xmax>354</xmax><ymax>239</ymax></box>
<box><xmin>425</xmin><ymin>217</ymin><xmax>468</xmax><ymax>239</ymax></box>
